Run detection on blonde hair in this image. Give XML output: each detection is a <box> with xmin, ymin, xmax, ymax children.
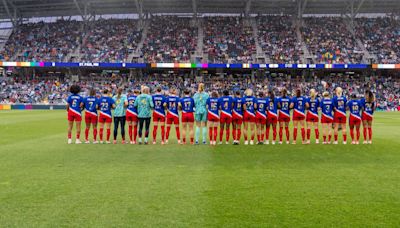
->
<box><xmin>198</xmin><ymin>83</ymin><xmax>205</xmax><ymax>92</ymax></box>
<box><xmin>335</xmin><ymin>87</ymin><xmax>343</xmax><ymax>97</ymax></box>
<box><xmin>142</xmin><ymin>86</ymin><xmax>149</xmax><ymax>94</ymax></box>
<box><xmin>245</xmin><ymin>89</ymin><xmax>253</xmax><ymax>96</ymax></box>
<box><xmin>310</xmin><ymin>89</ymin><xmax>316</xmax><ymax>98</ymax></box>
<box><xmin>323</xmin><ymin>91</ymin><xmax>330</xmax><ymax>98</ymax></box>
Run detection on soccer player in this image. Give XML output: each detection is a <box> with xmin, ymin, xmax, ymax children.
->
<box><xmin>207</xmin><ymin>91</ymin><xmax>220</xmax><ymax>146</ymax></box>
<box><xmin>193</xmin><ymin>83</ymin><xmax>209</xmax><ymax>145</ymax></box>
<box><xmin>277</xmin><ymin>88</ymin><xmax>291</xmax><ymax>144</ymax></box>
<box><xmin>126</xmin><ymin>89</ymin><xmax>139</xmax><ymax>144</ymax></box>
<box><xmin>306</xmin><ymin>89</ymin><xmax>320</xmax><ymax>144</ymax></box>
<box><xmin>242</xmin><ymin>89</ymin><xmax>257</xmax><ymax>145</ymax></box>
<box><xmin>320</xmin><ymin>91</ymin><xmax>334</xmax><ymax>144</ymax></box>
<box><xmin>361</xmin><ymin>90</ymin><xmax>375</xmax><ymax>144</ymax></box>
<box><xmin>152</xmin><ymin>87</ymin><xmax>167</xmax><ymax>145</ymax></box>
<box><xmin>134</xmin><ymin>86</ymin><xmax>154</xmax><ymax>145</ymax></box>
<box><xmin>333</xmin><ymin>87</ymin><xmax>348</xmax><ymax>144</ymax></box>
<box><xmin>66</xmin><ymin>85</ymin><xmax>83</xmax><ymax>144</ymax></box>
<box><xmin>347</xmin><ymin>94</ymin><xmax>362</xmax><ymax>144</ymax></box>
<box><xmin>180</xmin><ymin>89</ymin><xmax>195</xmax><ymax>144</ymax></box>
<box><xmin>98</xmin><ymin>89</ymin><xmax>116</xmax><ymax>144</ymax></box>
<box><xmin>232</xmin><ymin>91</ymin><xmax>243</xmax><ymax>145</ymax></box>
<box><xmin>255</xmin><ymin>91</ymin><xmax>267</xmax><ymax>144</ymax></box>
<box><xmin>165</xmin><ymin>88</ymin><xmax>181</xmax><ymax>144</ymax></box>
<box><xmin>290</xmin><ymin>89</ymin><xmax>307</xmax><ymax>144</ymax></box>
<box><xmin>266</xmin><ymin>91</ymin><xmax>278</xmax><ymax>145</ymax></box>
<box><xmin>218</xmin><ymin>90</ymin><xmax>233</xmax><ymax>144</ymax></box>
<box><xmin>112</xmin><ymin>88</ymin><xmax>128</xmax><ymax>144</ymax></box>
<box><xmin>83</xmin><ymin>88</ymin><xmax>98</xmax><ymax>144</ymax></box>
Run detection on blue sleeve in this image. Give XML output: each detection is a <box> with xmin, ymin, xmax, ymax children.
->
<box><xmin>82</xmin><ymin>97</ymin><xmax>86</xmax><ymax>104</ymax></box>
<box><xmin>133</xmin><ymin>96</ymin><xmax>138</xmax><ymax>107</ymax></box>
<box><xmin>67</xmin><ymin>96</ymin><xmax>71</xmax><ymax>104</ymax></box>
<box><xmin>110</xmin><ymin>98</ymin><xmax>115</xmax><ymax>105</ymax></box>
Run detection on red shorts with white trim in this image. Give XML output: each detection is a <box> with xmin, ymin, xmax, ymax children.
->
<box><xmin>361</xmin><ymin>112</ymin><xmax>373</xmax><ymax>121</ymax></box>
<box><xmin>166</xmin><ymin>112</ymin><xmax>179</xmax><ymax>124</ymax></box>
<box><xmin>321</xmin><ymin>115</ymin><xmax>333</xmax><ymax>124</ymax></box>
<box><xmin>349</xmin><ymin>115</ymin><xmax>361</xmax><ymax>126</ymax></box>
<box><xmin>278</xmin><ymin>111</ymin><xmax>290</xmax><ymax>122</ymax></box>
<box><xmin>243</xmin><ymin>111</ymin><xmax>255</xmax><ymax>123</ymax></box>
<box><xmin>267</xmin><ymin>112</ymin><xmax>278</xmax><ymax>124</ymax></box>
<box><xmin>68</xmin><ymin>109</ymin><xmax>82</xmax><ymax>122</ymax></box>
<box><xmin>126</xmin><ymin>111</ymin><xmax>138</xmax><ymax>122</ymax></box>
<box><xmin>153</xmin><ymin>111</ymin><xmax>166</xmax><ymax>122</ymax></box>
<box><xmin>181</xmin><ymin>112</ymin><xmax>194</xmax><ymax>123</ymax></box>
<box><xmin>292</xmin><ymin>110</ymin><xmax>306</xmax><ymax>121</ymax></box>
<box><xmin>255</xmin><ymin>112</ymin><xmax>267</xmax><ymax>124</ymax></box>
<box><xmin>334</xmin><ymin>111</ymin><xmax>347</xmax><ymax>124</ymax></box>
<box><xmin>207</xmin><ymin>112</ymin><xmax>220</xmax><ymax>122</ymax></box>
<box><xmin>220</xmin><ymin>112</ymin><xmax>232</xmax><ymax>124</ymax></box>
<box><xmin>306</xmin><ymin>112</ymin><xmax>319</xmax><ymax>123</ymax></box>
<box><xmin>85</xmin><ymin>112</ymin><xmax>98</xmax><ymax>124</ymax></box>
<box><xmin>99</xmin><ymin>113</ymin><xmax>112</xmax><ymax>123</ymax></box>
<box><xmin>232</xmin><ymin>112</ymin><xmax>243</xmax><ymax>125</ymax></box>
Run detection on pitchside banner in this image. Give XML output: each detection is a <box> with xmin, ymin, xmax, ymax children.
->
<box><xmin>0</xmin><ymin>61</ymin><xmax>397</xmax><ymax>69</ymax></box>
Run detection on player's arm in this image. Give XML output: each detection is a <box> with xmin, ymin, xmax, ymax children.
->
<box><xmin>149</xmin><ymin>97</ymin><xmax>154</xmax><ymax>109</ymax></box>
<box><xmin>289</xmin><ymin>98</ymin><xmax>294</xmax><ymax>109</ymax></box>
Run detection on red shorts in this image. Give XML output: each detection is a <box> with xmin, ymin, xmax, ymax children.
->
<box><xmin>166</xmin><ymin>112</ymin><xmax>179</xmax><ymax>125</ymax></box>
<box><xmin>85</xmin><ymin>111</ymin><xmax>98</xmax><ymax>124</ymax></box>
<box><xmin>181</xmin><ymin>112</ymin><xmax>194</xmax><ymax>123</ymax></box>
<box><xmin>153</xmin><ymin>111</ymin><xmax>166</xmax><ymax>122</ymax></box>
<box><xmin>232</xmin><ymin>112</ymin><xmax>243</xmax><ymax>125</ymax></box>
<box><xmin>361</xmin><ymin>112</ymin><xmax>373</xmax><ymax>121</ymax></box>
<box><xmin>267</xmin><ymin>112</ymin><xmax>278</xmax><ymax>124</ymax></box>
<box><xmin>334</xmin><ymin>111</ymin><xmax>346</xmax><ymax>124</ymax></box>
<box><xmin>68</xmin><ymin>109</ymin><xmax>82</xmax><ymax>122</ymax></box>
<box><xmin>278</xmin><ymin>111</ymin><xmax>290</xmax><ymax>122</ymax></box>
<box><xmin>306</xmin><ymin>112</ymin><xmax>319</xmax><ymax>123</ymax></box>
<box><xmin>243</xmin><ymin>111</ymin><xmax>255</xmax><ymax>123</ymax></box>
<box><xmin>126</xmin><ymin>110</ymin><xmax>138</xmax><ymax>122</ymax></box>
<box><xmin>207</xmin><ymin>112</ymin><xmax>220</xmax><ymax>122</ymax></box>
<box><xmin>292</xmin><ymin>110</ymin><xmax>306</xmax><ymax>121</ymax></box>
<box><xmin>321</xmin><ymin>114</ymin><xmax>333</xmax><ymax>124</ymax></box>
<box><xmin>255</xmin><ymin>112</ymin><xmax>267</xmax><ymax>124</ymax></box>
<box><xmin>349</xmin><ymin>115</ymin><xmax>361</xmax><ymax>126</ymax></box>
<box><xmin>220</xmin><ymin>112</ymin><xmax>232</xmax><ymax>124</ymax></box>
<box><xmin>99</xmin><ymin>113</ymin><xmax>112</xmax><ymax>123</ymax></box>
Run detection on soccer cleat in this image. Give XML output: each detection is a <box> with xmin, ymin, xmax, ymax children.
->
<box><xmin>244</xmin><ymin>140</ymin><xmax>249</xmax><ymax>145</ymax></box>
<box><xmin>113</xmin><ymin>140</ymin><xmax>117</xmax><ymax>144</ymax></box>
<box><xmin>75</xmin><ymin>139</ymin><xmax>82</xmax><ymax>144</ymax></box>
<box><xmin>278</xmin><ymin>141</ymin><xmax>283</xmax><ymax>145</ymax></box>
<box><xmin>85</xmin><ymin>141</ymin><xmax>90</xmax><ymax>144</ymax></box>
<box><xmin>250</xmin><ymin>140</ymin><xmax>254</xmax><ymax>145</ymax></box>
<box><xmin>351</xmin><ymin>141</ymin><xmax>355</xmax><ymax>145</ymax></box>
<box><xmin>100</xmin><ymin>141</ymin><xmax>104</xmax><ymax>144</ymax></box>
<box><xmin>133</xmin><ymin>141</ymin><xmax>136</xmax><ymax>145</ymax></box>
<box><xmin>153</xmin><ymin>141</ymin><xmax>156</xmax><ymax>145</ymax></box>
<box><xmin>165</xmin><ymin>140</ymin><xmax>169</xmax><ymax>144</ymax></box>
<box><xmin>315</xmin><ymin>139</ymin><xmax>319</xmax><ymax>144</ymax></box>
<box><xmin>106</xmin><ymin>141</ymin><xmax>111</xmax><ymax>144</ymax></box>
<box><xmin>93</xmin><ymin>141</ymin><xmax>99</xmax><ymax>144</ymax></box>
<box><xmin>178</xmin><ymin>140</ymin><xmax>181</xmax><ymax>144</ymax></box>
<box><xmin>225</xmin><ymin>142</ymin><xmax>229</xmax><ymax>145</ymax></box>
<box><xmin>343</xmin><ymin>141</ymin><xmax>347</xmax><ymax>145</ymax></box>
<box><xmin>218</xmin><ymin>142</ymin><xmax>223</xmax><ymax>145</ymax></box>
<box><xmin>368</xmin><ymin>140</ymin><xmax>372</xmax><ymax>144</ymax></box>
<box><xmin>363</xmin><ymin>141</ymin><xmax>368</xmax><ymax>144</ymax></box>
<box><xmin>68</xmin><ymin>139</ymin><xmax>72</xmax><ymax>144</ymax></box>
<box><xmin>271</xmin><ymin>141</ymin><xmax>275</xmax><ymax>145</ymax></box>
<box><xmin>356</xmin><ymin>141</ymin><xmax>359</xmax><ymax>145</ymax></box>
<box><xmin>122</xmin><ymin>140</ymin><xmax>126</xmax><ymax>144</ymax></box>
<box><xmin>333</xmin><ymin>141</ymin><xmax>338</xmax><ymax>145</ymax></box>
<box><xmin>286</xmin><ymin>141</ymin><xmax>290</xmax><ymax>144</ymax></box>
<box><xmin>292</xmin><ymin>141</ymin><xmax>296</xmax><ymax>145</ymax></box>
<box><xmin>203</xmin><ymin>141</ymin><xmax>207</xmax><ymax>145</ymax></box>
<box><xmin>323</xmin><ymin>142</ymin><xmax>327</xmax><ymax>145</ymax></box>
<box><xmin>265</xmin><ymin>141</ymin><xmax>269</xmax><ymax>145</ymax></box>
<box><xmin>161</xmin><ymin>141</ymin><xmax>165</xmax><ymax>145</ymax></box>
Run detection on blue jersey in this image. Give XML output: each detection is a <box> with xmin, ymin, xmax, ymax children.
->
<box><xmin>127</xmin><ymin>95</ymin><xmax>138</xmax><ymax>115</ymax></box>
<box><xmin>180</xmin><ymin>96</ymin><xmax>195</xmax><ymax>113</ymax></box>
<box><xmin>233</xmin><ymin>97</ymin><xmax>244</xmax><ymax>116</ymax></box>
<box><xmin>278</xmin><ymin>96</ymin><xmax>291</xmax><ymax>115</ymax></box>
<box><xmin>219</xmin><ymin>96</ymin><xmax>234</xmax><ymax>115</ymax></box>
<box><xmin>67</xmin><ymin>94</ymin><xmax>83</xmax><ymax>114</ymax></box>
<box><xmin>347</xmin><ymin>99</ymin><xmax>362</xmax><ymax>118</ymax></box>
<box><xmin>166</xmin><ymin>95</ymin><xmax>179</xmax><ymax>116</ymax></box>
<box><xmin>207</xmin><ymin>97</ymin><xmax>220</xmax><ymax>116</ymax></box>
<box><xmin>98</xmin><ymin>96</ymin><xmax>115</xmax><ymax>117</ymax></box>
<box><xmin>83</xmin><ymin>96</ymin><xmax>98</xmax><ymax>115</ymax></box>
<box><xmin>256</xmin><ymin>98</ymin><xmax>267</xmax><ymax>115</ymax></box>
<box><xmin>242</xmin><ymin>96</ymin><xmax>256</xmax><ymax>115</ymax></box>
<box><xmin>320</xmin><ymin>98</ymin><xmax>334</xmax><ymax>118</ymax></box>
<box><xmin>152</xmin><ymin>94</ymin><xmax>167</xmax><ymax>116</ymax></box>
<box><xmin>291</xmin><ymin>96</ymin><xmax>307</xmax><ymax>115</ymax></box>
<box><xmin>307</xmin><ymin>97</ymin><xmax>320</xmax><ymax>115</ymax></box>
<box><xmin>360</xmin><ymin>98</ymin><xmax>375</xmax><ymax>116</ymax></box>
<box><xmin>266</xmin><ymin>97</ymin><xmax>278</xmax><ymax>117</ymax></box>
<box><xmin>333</xmin><ymin>95</ymin><xmax>347</xmax><ymax>115</ymax></box>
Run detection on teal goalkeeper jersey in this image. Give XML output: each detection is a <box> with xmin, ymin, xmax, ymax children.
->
<box><xmin>134</xmin><ymin>94</ymin><xmax>154</xmax><ymax>118</ymax></box>
<box><xmin>112</xmin><ymin>94</ymin><xmax>127</xmax><ymax>117</ymax></box>
<box><xmin>193</xmin><ymin>92</ymin><xmax>209</xmax><ymax>114</ymax></box>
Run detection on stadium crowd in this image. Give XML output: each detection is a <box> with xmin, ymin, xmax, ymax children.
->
<box><xmin>1</xmin><ymin>73</ymin><xmax>399</xmax><ymax>111</ymax></box>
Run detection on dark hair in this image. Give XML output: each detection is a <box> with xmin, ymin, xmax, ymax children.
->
<box><xmin>366</xmin><ymin>90</ymin><xmax>374</xmax><ymax>103</ymax></box>
<box><xmin>103</xmin><ymin>89</ymin><xmax>108</xmax><ymax>94</ymax></box>
<box><xmin>281</xmin><ymin>88</ymin><xmax>287</xmax><ymax>97</ymax></box>
<box><xmin>351</xmin><ymin>93</ymin><xmax>357</xmax><ymax>99</ymax></box>
<box><xmin>268</xmin><ymin>91</ymin><xmax>275</xmax><ymax>100</ymax></box>
<box><xmin>211</xmin><ymin>91</ymin><xmax>219</xmax><ymax>98</ymax></box>
<box><xmin>184</xmin><ymin>89</ymin><xmax>190</xmax><ymax>95</ymax></box>
<box><xmin>258</xmin><ymin>91</ymin><xmax>264</xmax><ymax>97</ymax></box>
<box><xmin>235</xmin><ymin>90</ymin><xmax>241</xmax><ymax>96</ymax></box>
<box><xmin>296</xmin><ymin>89</ymin><xmax>301</xmax><ymax>97</ymax></box>
<box><xmin>89</xmin><ymin>88</ymin><xmax>96</xmax><ymax>96</ymax></box>
<box><xmin>134</xmin><ymin>89</ymin><xmax>140</xmax><ymax>95</ymax></box>
<box><xmin>223</xmin><ymin>90</ymin><xmax>229</xmax><ymax>96</ymax></box>
<box><xmin>70</xmin><ymin>85</ymin><xmax>81</xmax><ymax>95</ymax></box>
<box><xmin>156</xmin><ymin>87</ymin><xmax>162</xmax><ymax>93</ymax></box>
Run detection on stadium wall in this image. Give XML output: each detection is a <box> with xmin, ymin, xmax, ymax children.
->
<box><xmin>0</xmin><ymin>104</ymin><xmax>65</xmax><ymax>110</ymax></box>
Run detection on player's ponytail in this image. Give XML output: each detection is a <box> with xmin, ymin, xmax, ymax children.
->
<box><xmin>366</xmin><ymin>90</ymin><xmax>374</xmax><ymax>103</ymax></box>
<box><xmin>310</xmin><ymin>89</ymin><xmax>316</xmax><ymax>99</ymax></box>
<box><xmin>198</xmin><ymin>83</ymin><xmax>205</xmax><ymax>92</ymax></box>
<box><xmin>335</xmin><ymin>87</ymin><xmax>343</xmax><ymax>97</ymax></box>
<box><xmin>117</xmin><ymin>88</ymin><xmax>123</xmax><ymax>99</ymax></box>
<box><xmin>269</xmin><ymin>91</ymin><xmax>275</xmax><ymax>100</ymax></box>
<box><xmin>296</xmin><ymin>89</ymin><xmax>301</xmax><ymax>98</ymax></box>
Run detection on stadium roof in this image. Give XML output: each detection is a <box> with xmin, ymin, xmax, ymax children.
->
<box><xmin>0</xmin><ymin>0</ymin><xmax>399</xmax><ymax>21</ymax></box>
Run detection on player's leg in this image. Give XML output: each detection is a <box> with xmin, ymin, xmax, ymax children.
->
<box><xmin>99</xmin><ymin>121</ymin><xmax>104</xmax><ymax>143</ymax></box>
<box><xmin>166</xmin><ymin>117</ymin><xmax>172</xmax><ymax>143</ymax></box>
<box><xmin>306</xmin><ymin>121</ymin><xmax>311</xmax><ymax>143</ymax></box>
<box><xmin>355</xmin><ymin>122</ymin><xmax>361</xmax><ymax>144</ymax></box>
<box><xmin>181</xmin><ymin>121</ymin><xmax>187</xmax><ymax>144</ymax></box>
<box><xmin>313</xmin><ymin>121</ymin><xmax>319</xmax><ymax>144</ymax></box>
<box><xmin>75</xmin><ymin>121</ymin><xmax>82</xmax><ymax>144</ymax></box>
<box><xmin>272</xmin><ymin>122</ymin><xmax>277</xmax><ymax>144</ymax></box>
<box><xmin>213</xmin><ymin>121</ymin><xmax>218</xmax><ymax>146</ymax></box>
<box><xmin>92</xmin><ymin>121</ymin><xmax>98</xmax><ymax>143</ymax></box>
<box><xmin>113</xmin><ymin>116</ymin><xmax>119</xmax><ymax>144</ymax></box>
<box><xmin>225</xmin><ymin>121</ymin><xmax>231</xmax><ymax>144</ymax></box>
<box><xmin>189</xmin><ymin>122</ymin><xmax>194</xmax><ymax>144</ymax></box>
<box><xmin>292</xmin><ymin>120</ymin><xmax>298</xmax><ymax>144</ymax></box>
<box><xmin>322</xmin><ymin>123</ymin><xmax>327</xmax><ymax>144</ymax></box>
<box><xmin>105</xmin><ymin>122</ymin><xmax>111</xmax><ymax>143</ymax></box>
<box><xmin>284</xmin><ymin>121</ymin><xmax>290</xmax><ymax>144</ymax></box>
<box><xmin>127</xmin><ymin>120</ymin><xmax>133</xmax><ymax>144</ymax></box>
<box><xmin>232</xmin><ymin>120</ymin><xmax>237</xmax><ymax>143</ymax></box>
<box><xmin>208</xmin><ymin>121</ymin><xmax>213</xmax><ymax>145</ymax></box>
<box><xmin>265</xmin><ymin>122</ymin><xmax>270</xmax><ymax>144</ymax></box>
<box><xmin>144</xmin><ymin>117</ymin><xmax>151</xmax><ymax>144</ymax></box>
<box><xmin>174</xmin><ymin>118</ymin><xmax>181</xmax><ymax>144</ymax></box>
<box><xmin>195</xmin><ymin>119</ymin><xmax>201</xmax><ymax>144</ymax></box>
<box><xmin>333</xmin><ymin>122</ymin><xmax>339</xmax><ymax>144</ymax></box>
<box><xmin>85</xmin><ymin>122</ymin><xmax>91</xmax><ymax>143</ymax></box>
<box><xmin>341</xmin><ymin>122</ymin><xmax>347</xmax><ymax>144</ymax></box>
<box><xmin>137</xmin><ymin>118</ymin><xmax>144</xmax><ymax>144</ymax></box>
<box><xmin>260</xmin><ymin>121</ymin><xmax>265</xmax><ymax>143</ymax></box>
<box><xmin>278</xmin><ymin>121</ymin><xmax>284</xmax><ymax>144</ymax></box>
<box><xmin>362</xmin><ymin>120</ymin><xmax>368</xmax><ymax>143</ymax></box>
<box><xmin>153</xmin><ymin>119</ymin><xmax>159</xmax><ymax>144</ymax></box>
<box><xmin>350</xmin><ymin>123</ymin><xmax>355</xmax><ymax>144</ymax></box>
<box><xmin>250</xmin><ymin>122</ymin><xmax>255</xmax><ymax>145</ymax></box>
<box><xmin>243</xmin><ymin>121</ymin><xmax>249</xmax><ymax>145</ymax></box>
<box><xmin>120</xmin><ymin>116</ymin><xmax>126</xmax><ymax>144</ymax></box>
<box><xmin>367</xmin><ymin>120</ymin><xmax>373</xmax><ymax>144</ymax></box>
<box><xmin>67</xmin><ymin>121</ymin><xmax>74</xmax><ymax>144</ymax></box>
<box><xmin>300</xmin><ymin>119</ymin><xmax>306</xmax><ymax>144</ymax></box>
<box><xmin>219</xmin><ymin>122</ymin><xmax>225</xmax><ymax>144</ymax></box>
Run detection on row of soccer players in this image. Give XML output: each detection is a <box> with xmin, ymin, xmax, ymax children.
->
<box><xmin>66</xmin><ymin>84</ymin><xmax>375</xmax><ymax>145</ymax></box>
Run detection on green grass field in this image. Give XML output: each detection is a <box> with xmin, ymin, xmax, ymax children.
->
<box><xmin>1</xmin><ymin>110</ymin><xmax>400</xmax><ymax>227</ymax></box>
